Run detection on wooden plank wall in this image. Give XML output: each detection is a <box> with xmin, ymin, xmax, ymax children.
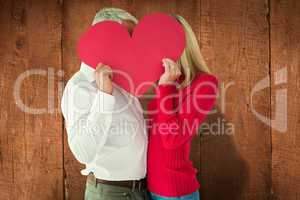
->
<box><xmin>270</xmin><ymin>0</ymin><xmax>300</xmax><ymax>199</ymax></box>
<box><xmin>0</xmin><ymin>0</ymin><xmax>299</xmax><ymax>200</ymax></box>
<box><xmin>0</xmin><ymin>0</ymin><xmax>63</xmax><ymax>199</ymax></box>
<box><xmin>199</xmin><ymin>0</ymin><xmax>271</xmax><ymax>199</ymax></box>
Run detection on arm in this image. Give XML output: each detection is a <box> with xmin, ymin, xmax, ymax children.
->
<box><xmin>61</xmin><ymin>83</ymin><xmax>115</xmax><ymax>164</ymax></box>
<box><xmin>155</xmin><ymin>75</ymin><xmax>219</xmax><ymax>150</ymax></box>
<box><xmin>61</xmin><ymin>63</ymin><xmax>115</xmax><ymax>164</ymax></box>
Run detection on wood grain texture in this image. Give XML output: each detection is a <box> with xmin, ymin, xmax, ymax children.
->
<box><xmin>0</xmin><ymin>0</ymin><xmax>299</xmax><ymax>199</ymax></box>
<box><xmin>199</xmin><ymin>0</ymin><xmax>271</xmax><ymax>199</ymax></box>
<box><xmin>0</xmin><ymin>0</ymin><xmax>63</xmax><ymax>199</ymax></box>
<box><xmin>270</xmin><ymin>0</ymin><xmax>300</xmax><ymax>199</ymax></box>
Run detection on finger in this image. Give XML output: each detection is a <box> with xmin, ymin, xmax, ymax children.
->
<box><xmin>96</xmin><ymin>65</ymin><xmax>109</xmax><ymax>74</ymax></box>
<box><xmin>103</xmin><ymin>64</ymin><xmax>111</xmax><ymax>69</ymax></box>
<box><xmin>164</xmin><ymin>58</ymin><xmax>174</xmax><ymax>64</ymax></box>
<box><xmin>106</xmin><ymin>68</ymin><xmax>113</xmax><ymax>80</ymax></box>
<box><xmin>162</xmin><ymin>58</ymin><xmax>168</xmax><ymax>63</ymax></box>
<box><xmin>164</xmin><ymin>58</ymin><xmax>178</xmax><ymax>69</ymax></box>
<box><xmin>97</xmin><ymin>62</ymin><xmax>104</xmax><ymax>67</ymax></box>
<box><xmin>162</xmin><ymin>59</ymin><xmax>170</xmax><ymax>72</ymax></box>
<box><xmin>164</xmin><ymin>62</ymin><xmax>171</xmax><ymax>74</ymax></box>
<box><xmin>95</xmin><ymin>65</ymin><xmax>112</xmax><ymax>80</ymax></box>
<box><xmin>167</xmin><ymin>60</ymin><xmax>177</xmax><ymax>75</ymax></box>
<box><xmin>96</xmin><ymin>63</ymin><xmax>104</xmax><ymax>70</ymax></box>
<box><xmin>162</xmin><ymin>59</ymin><xmax>168</xmax><ymax>68</ymax></box>
<box><xmin>167</xmin><ymin>60</ymin><xmax>180</xmax><ymax>76</ymax></box>
<box><xmin>175</xmin><ymin>64</ymin><xmax>181</xmax><ymax>75</ymax></box>
<box><xmin>163</xmin><ymin>58</ymin><xmax>173</xmax><ymax>62</ymax></box>
<box><xmin>101</xmin><ymin>66</ymin><xmax>111</xmax><ymax>74</ymax></box>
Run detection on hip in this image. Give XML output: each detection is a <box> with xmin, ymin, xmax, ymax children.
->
<box><xmin>150</xmin><ymin>191</ymin><xmax>200</xmax><ymax>200</ymax></box>
<box><xmin>85</xmin><ymin>174</ymin><xmax>149</xmax><ymax>200</ymax></box>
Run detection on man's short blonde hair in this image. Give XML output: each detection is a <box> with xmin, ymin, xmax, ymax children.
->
<box><xmin>92</xmin><ymin>7</ymin><xmax>138</xmax><ymax>25</ymax></box>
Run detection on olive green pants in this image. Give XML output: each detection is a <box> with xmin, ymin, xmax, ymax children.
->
<box><xmin>84</xmin><ymin>177</ymin><xmax>149</xmax><ymax>200</ymax></box>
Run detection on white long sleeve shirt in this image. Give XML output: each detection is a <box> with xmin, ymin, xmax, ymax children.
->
<box><xmin>61</xmin><ymin>63</ymin><xmax>147</xmax><ymax>181</ymax></box>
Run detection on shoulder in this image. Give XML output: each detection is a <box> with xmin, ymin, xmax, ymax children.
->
<box><xmin>185</xmin><ymin>72</ymin><xmax>219</xmax><ymax>96</ymax></box>
<box><xmin>193</xmin><ymin>72</ymin><xmax>219</xmax><ymax>86</ymax></box>
<box><xmin>61</xmin><ymin>71</ymin><xmax>95</xmax><ymax>119</ymax></box>
<box><xmin>64</xmin><ymin>71</ymin><xmax>90</xmax><ymax>89</ymax></box>
<box><xmin>61</xmin><ymin>71</ymin><xmax>94</xmax><ymax>106</ymax></box>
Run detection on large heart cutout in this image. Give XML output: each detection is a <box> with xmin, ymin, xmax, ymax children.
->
<box><xmin>77</xmin><ymin>13</ymin><xmax>185</xmax><ymax>96</ymax></box>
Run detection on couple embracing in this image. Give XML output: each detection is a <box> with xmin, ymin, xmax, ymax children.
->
<box><xmin>61</xmin><ymin>7</ymin><xmax>218</xmax><ymax>200</ymax></box>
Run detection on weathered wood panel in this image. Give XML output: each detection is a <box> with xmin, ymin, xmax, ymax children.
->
<box><xmin>270</xmin><ymin>0</ymin><xmax>300</xmax><ymax>199</ymax></box>
<box><xmin>199</xmin><ymin>0</ymin><xmax>271</xmax><ymax>199</ymax></box>
<box><xmin>0</xmin><ymin>0</ymin><xmax>63</xmax><ymax>199</ymax></box>
<box><xmin>0</xmin><ymin>0</ymin><xmax>298</xmax><ymax>199</ymax></box>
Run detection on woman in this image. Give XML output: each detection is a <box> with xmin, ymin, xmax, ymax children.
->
<box><xmin>146</xmin><ymin>15</ymin><xmax>219</xmax><ymax>200</ymax></box>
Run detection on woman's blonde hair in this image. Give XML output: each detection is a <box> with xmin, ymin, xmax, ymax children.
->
<box><xmin>173</xmin><ymin>15</ymin><xmax>212</xmax><ymax>88</ymax></box>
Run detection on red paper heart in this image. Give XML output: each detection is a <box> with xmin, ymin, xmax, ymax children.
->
<box><xmin>77</xmin><ymin>13</ymin><xmax>185</xmax><ymax>96</ymax></box>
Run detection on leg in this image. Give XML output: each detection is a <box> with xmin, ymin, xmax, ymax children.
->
<box><xmin>84</xmin><ymin>176</ymin><xmax>131</xmax><ymax>200</ymax></box>
<box><xmin>131</xmin><ymin>189</ymin><xmax>149</xmax><ymax>200</ymax></box>
<box><xmin>84</xmin><ymin>182</ymin><xmax>101</xmax><ymax>200</ymax></box>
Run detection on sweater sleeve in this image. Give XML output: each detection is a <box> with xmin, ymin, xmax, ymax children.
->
<box><xmin>155</xmin><ymin>75</ymin><xmax>219</xmax><ymax>149</ymax></box>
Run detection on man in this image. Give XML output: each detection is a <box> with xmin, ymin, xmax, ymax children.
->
<box><xmin>61</xmin><ymin>8</ymin><xmax>148</xmax><ymax>200</ymax></box>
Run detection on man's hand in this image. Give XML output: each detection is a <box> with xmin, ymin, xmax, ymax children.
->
<box><xmin>94</xmin><ymin>63</ymin><xmax>113</xmax><ymax>94</ymax></box>
<box><xmin>158</xmin><ymin>58</ymin><xmax>182</xmax><ymax>85</ymax></box>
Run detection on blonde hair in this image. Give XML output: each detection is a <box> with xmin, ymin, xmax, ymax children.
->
<box><xmin>173</xmin><ymin>15</ymin><xmax>212</xmax><ymax>88</ymax></box>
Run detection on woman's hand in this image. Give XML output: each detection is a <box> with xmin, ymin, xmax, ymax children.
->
<box><xmin>94</xmin><ymin>63</ymin><xmax>113</xmax><ymax>94</ymax></box>
<box><xmin>158</xmin><ymin>58</ymin><xmax>181</xmax><ymax>85</ymax></box>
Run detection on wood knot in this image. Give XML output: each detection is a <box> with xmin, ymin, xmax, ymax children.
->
<box><xmin>15</xmin><ymin>38</ymin><xmax>25</xmax><ymax>49</ymax></box>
